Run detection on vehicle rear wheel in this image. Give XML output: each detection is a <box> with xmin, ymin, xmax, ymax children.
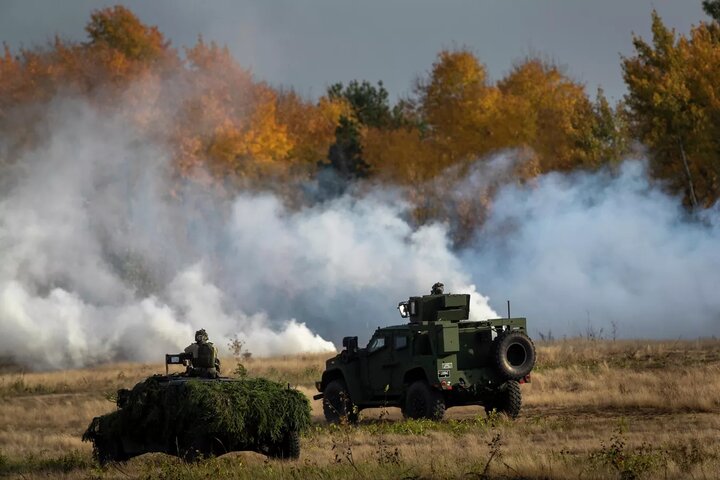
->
<box><xmin>181</xmin><ymin>436</ymin><xmax>213</xmax><ymax>462</ymax></box>
<box><xmin>268</xmin><ymin>430</ymin><xmax>301</xmax><ymax>460</ymax></box>
<box><xmin>492</xmin><ymin>331</ymin><xmax>536</xmax><ymax>380</ymax></box>
<box><xmin>484</xmin><ymin>380</ymin><xmax>522</xmax><ymax>419</ymax></box>
<box><xmin>404</xmin><ymin>381</ymin><xmax>445</xmax><ymax>421</ymax></box>
<box><xmin>323</xmin><ymin>380</ymin><xmax>358</xmax><ymax>424</ymax></box>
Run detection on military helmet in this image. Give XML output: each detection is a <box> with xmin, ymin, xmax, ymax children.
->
<box><xmin>431</xmin><ymin>282</ymin><xmax>444</xmax><ymax>295</ymax></box>
<box><xmin>195</xmin><ymin>329</ymin><xmax>209</xmax><ymax>343</ymax></box>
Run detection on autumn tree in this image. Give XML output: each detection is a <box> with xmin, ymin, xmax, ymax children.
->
<box><xmin>275</xmin><ymin>90</ymin><xmax>349</xmax><ymax>176</ymax></box>
<box><xmin>363</xmin><ymin>50</ymin><xmax>504</xmax><ymax>242</ymax></box>
<box><xmin>177</xmin><ymin>39</ymin><xmax>294</xmax><ymax>186</ymax></box>
<box><xmin>416</xmin><ymin>49</ymin><xmax>501</xmax><ymax>164</ymax></box>
<box><xmin>496</xmin><ymin>58</ymin><xmax>600</xmax><ymax>173</ymax></box>
<box><xmin>85</xmin><ymin>6</ymin><xmax>170</xmax><ymax>64</ymax></box>
<box><xmin>580</xmin><ymin>89</ymin><xmax>632</xmax><ymax>168</ymax></box>
<box><xmin>623</xmin><ymin>11</ymin><xmax>720</xmax><ymax>208</ymax></box>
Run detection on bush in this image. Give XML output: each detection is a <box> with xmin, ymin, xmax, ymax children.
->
<box><xmin>590</xmin><ymin>428</ymin><xmax>663</xmax><ymax>479</ymax></box>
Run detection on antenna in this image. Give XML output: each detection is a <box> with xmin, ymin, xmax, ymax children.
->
<box><xmin>507</xmin><ymin>300</ymin><xmax>511</xmax><ymax>319</ymax></box>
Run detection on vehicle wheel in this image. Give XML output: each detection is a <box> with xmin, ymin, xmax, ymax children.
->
<box><xmin>484</xmin><ymin>380</ymin><xmax>522</xmax><ymax>419</ymax></box>
<box><xmin>323</xmin><ymin>380</ymin><xmax>358</xmax><ymax>424</ymax></box>
<box><xmin>181</xmin><ymin>436</ymin><xmax>212</xmax><ymax>462</ymax></box>
<box><xmin>93</xmin><ymin>437</ymin><xmax>126</xmax><ymax>466</ymax></box>
<box><xmin>492</xmin><ymin>331</ymin><xmax>536</xmax><ymax>380</ymax></box>
<box><xmin>93</xmin><ymin>438</ymin><xmax>111</xmax><ymax>466</ymax></box>
<box><xmin>268</xmin><ymin>430</ymin><xmax>301</xmax><ymax>460</ymax></box>
<box><xmin>404</xmin><ymin>381</ymin><xmax>445</xmax><ymax>421</ymax></box>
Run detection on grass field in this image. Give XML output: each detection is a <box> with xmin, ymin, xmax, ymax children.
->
<box><xmin>1</xmin><ymin>339</ymin><xmax>719</xmax><ymax>479</ymax></box>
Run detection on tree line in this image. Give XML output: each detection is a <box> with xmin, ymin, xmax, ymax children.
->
<box><xmin>0</xmin><ymin>4</ymin><xmax>718</xmax><ymax>243</ymax></box>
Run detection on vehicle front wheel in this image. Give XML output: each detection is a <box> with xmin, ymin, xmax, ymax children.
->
<box><xmin>484</xmin><ymin>380</ymin><xmax>522</xmax><ymax>419</ymax></box>
<box><xmin>404</xmin><ymin>381</ymin><xmax>445</xmax><ymax>421</ymax></box>
<box><xmin>323</xmin><ymin>380</ymin><xmax>358</xmax><ymax>424</ymax></box>
<box><xmin>93</xmin><ymin>436</ymin><xmax>127</xmax><ymax>466</ymax></box>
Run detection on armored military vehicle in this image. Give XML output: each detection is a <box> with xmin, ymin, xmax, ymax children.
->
<box><xmin>314</xmin><ymin>285</ymin><xmax>535</xmax><ymax>421</ymax></box>
<box><xmin>83</xmin><ymin>354</ymin><xmax>310</xmax><ymax>464</ymax></box>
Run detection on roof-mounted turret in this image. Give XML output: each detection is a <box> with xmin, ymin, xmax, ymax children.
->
<box><xmin>398</xmin><ymin>289</ymin><xmax>470</xmax><ymax>323</ymax></box>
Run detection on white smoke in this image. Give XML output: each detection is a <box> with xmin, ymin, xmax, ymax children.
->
<box><xmin>0</xmin><ymin>99</ymin><xmax>494</xmax><ymax>370</ymax></box>
<box><xmin>465</xmin><ymin>160</ymin><xmax>720</xmax><ymax>338</ymax></box>
<box><xmin>2</xmin><ymin>98</ymin><xmax>717</xmax><ymax>371</ymax></box>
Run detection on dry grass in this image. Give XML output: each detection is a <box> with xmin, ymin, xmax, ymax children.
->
<box><xmin>1</xmin><ymin>339</ymin><xmax>719</xmax><ymax>479</ymax></box>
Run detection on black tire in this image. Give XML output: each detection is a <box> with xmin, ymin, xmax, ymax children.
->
<box><xmin>181</xmin><ymin>436</ymin><xmax>212</xmax><ymax>462</ymax></box>
<box><xmin>94</xmin><ymin>436</ymin><xmax>126</xmax><ymax>466</ymax></box>
<box><xmin>492</xmin><ymin>330</ymin><xmax>536</xmax><ymax>380</ymax></box>
<box><xmin>404</xmin><ymin>381</ymin><xmax>445</xmax><ymax>421</ymax></box>
<box><xmin>323</xmin><ymin>380</ymin><xmax>358</xmax><ymax>424</ymax></box>
<box><xmin>93</xmin><ymin>439</ymin><xmax>111</xmax><ymax>466</ymax></box>
<box><xmin>484</xmin><ymin>380</ymin><xmax>522</xmax><ymax>419</ymax></box>
<box><xmin>268</xmin><ymin>430</ymin><xmax>301</xmax><ymax>460</ymax></box>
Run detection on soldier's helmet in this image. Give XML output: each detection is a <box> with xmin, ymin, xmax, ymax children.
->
<box><xmin>431</xmin><ymin>282</ymin><xmax>444</xmax><ymax>295</ymax></box>
<box><xmin>195</xmin><ymin>329</ymin><xmax>209</xmax><ymax>344</ymax></box>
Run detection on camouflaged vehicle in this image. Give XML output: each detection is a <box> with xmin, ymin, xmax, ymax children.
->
<box><xmin>315</xmin><ymin>287</ymin><xmax>536</xmax><ymax>421</ymax></box>
<box><xmin>83</xmin><ymin>355</ymin><xmax>310</xmax><ymax>464</ymax></box>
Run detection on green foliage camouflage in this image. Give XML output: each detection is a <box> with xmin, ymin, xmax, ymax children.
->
<box><xmin>83</xmin><ymin>375</ymin><xmax>310</xmax><ymax>450</ymax></box>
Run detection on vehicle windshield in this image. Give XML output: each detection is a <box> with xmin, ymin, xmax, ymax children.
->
<box><xmin>367</xmin><ymin>336</ymin><xmax>385</xmax><ymax>353</ymax></box>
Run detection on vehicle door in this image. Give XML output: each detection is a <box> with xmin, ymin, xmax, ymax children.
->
<box><xmin>389</xmin><ymin>333</ymin><xmax>410</xmax><ymax>396</ymax></box>
<box><xmin>361</xmin><ymin>333</ymin><xmax>393</xmax><ymax>398</ymax></box>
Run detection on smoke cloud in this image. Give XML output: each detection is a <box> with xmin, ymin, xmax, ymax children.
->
<box><xmin>465</xmin><ymin>161</ymin><xmax>720</xmax><ymax>339</ymax></box>
<box><xmin>0</xmin><ymin>99</ymin><xmax>493</xmax><ymax>369</ymax></box>
<box><xmin>1</xmin><ymin>97</ymin><xmax>718</xmax><ymax>370</ymax></box>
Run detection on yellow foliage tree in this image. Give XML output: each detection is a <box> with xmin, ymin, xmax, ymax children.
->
<box><xmin>275</xmin><ymin>91</ymin><xmax>350</xmax><ymax>177</ymax></box>
<box><xmin>86</xmin><ymin>5</ymin><xmax>170</xmax><ymax>64</ymax></box>
<box><xmin>497</xmin><ymin>58</ymin><xmax>596</xmax><ymax>173</ymax></box>
<box><xmin>623</xmin><ymin>11</ymin><xmax>720</xmax><ymax>208</ymax></box>
<box><xmin>416</xmin><ymin>49</ymin><xmax>501</xmax><ymax>164</ymax></box>
<box><xmin>179</xmin><ymin>39</ymin><xmax>297</xmax><ymax>186</ymax></box>
<box><xmin>222</xmin><ymin>87</ymin><xmax>293</xmax><ymax>178</ymax></box>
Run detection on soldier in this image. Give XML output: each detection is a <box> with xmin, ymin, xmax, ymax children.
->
<box><xmin>184</xmin><ymin>329</ymin><xmax>221</xmax><ymax>378</ymax></box>
<box><xmin>431</xmin><ymin>282</ymin><xmax>444</xmax><ymax>295</ymax></box>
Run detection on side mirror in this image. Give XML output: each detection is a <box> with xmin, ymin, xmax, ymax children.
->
<box><xmin>398</xmin><ymin>302</ymin><xmax>409</xmax><ymax>318</ymax></box>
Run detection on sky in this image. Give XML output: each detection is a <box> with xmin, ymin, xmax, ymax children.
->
<box><xmin>0</xmin><ymin>0</ymin><xmax>708</xmax><ymax>103</ymax></box>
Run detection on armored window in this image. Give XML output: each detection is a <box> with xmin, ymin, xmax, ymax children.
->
<box><xmin>414</xmin><ymin>333</ymin><xmax>432</xmax><ymax>355</ymax></box>
<box><xmin>367</xmin><ymin>336</ymin><xmax>385</xmax><ymax>353</ymax></box>
<box><xmin>394</xmin><ymin>336</ymin><xmax>408</xmax><ymax>350</ymax></box>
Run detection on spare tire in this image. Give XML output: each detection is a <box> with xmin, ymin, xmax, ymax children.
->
<box><xmin>492</xmin><ymin>330</ymin><xmax>535</xmax><ymax>380</ymax></box>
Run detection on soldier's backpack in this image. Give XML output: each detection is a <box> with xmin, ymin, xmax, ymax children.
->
<box><xmin>196</xmin><ymin>343</ymin><xmax>216</xmax><ymax>370</ymax></box>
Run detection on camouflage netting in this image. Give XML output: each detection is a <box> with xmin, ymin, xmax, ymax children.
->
<box><xmin>84</xmin><ymin>375</ymin><xmax>310</xmax><ymax>448</ymax></box>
